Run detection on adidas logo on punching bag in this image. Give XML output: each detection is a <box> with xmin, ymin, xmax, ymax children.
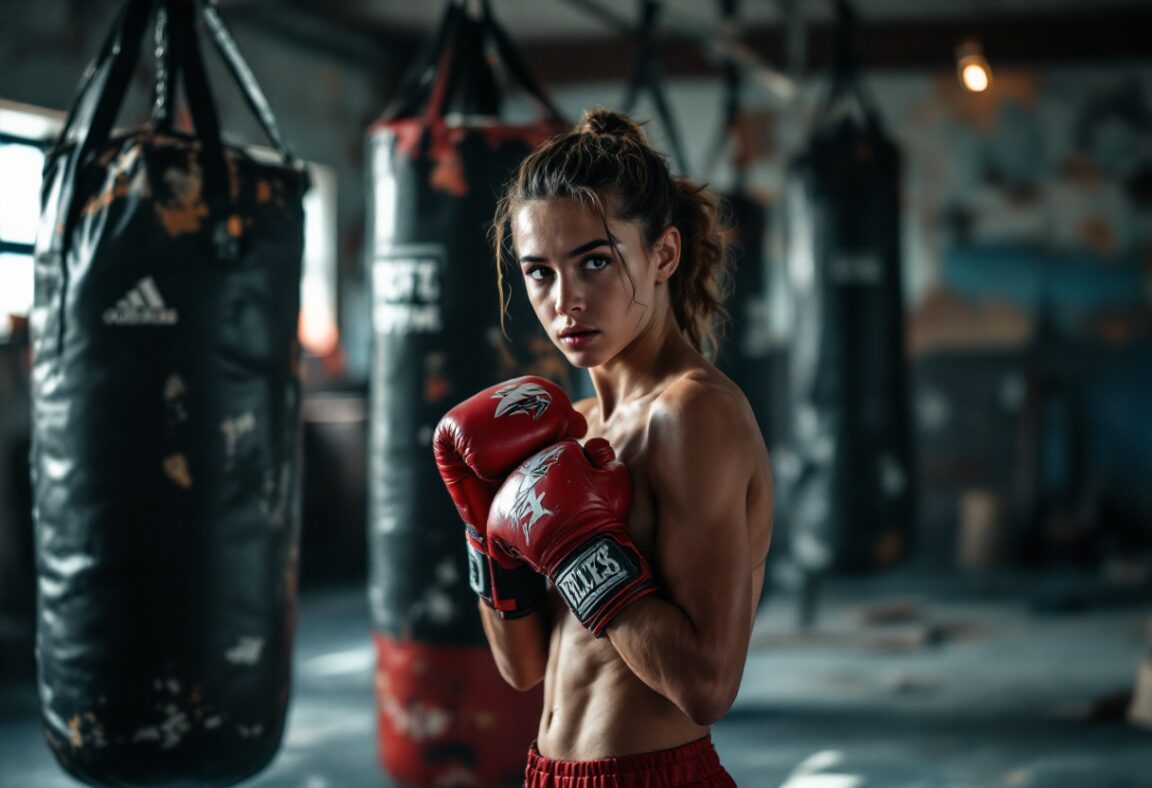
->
<box><xmin>102</xmin><ymin>276</ymin><xmax>179</xmax><ymax>326</ymax></box>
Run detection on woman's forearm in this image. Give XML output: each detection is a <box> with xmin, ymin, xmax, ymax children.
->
<box><xmin>605</xmin><ymin>595</ymin><xmax>746</xmax><ymax>726</ymax></box>
<box><xmin>479</xmin><ymin>602</ymin><xmax>551</xmax><ymax>691</ymax></box>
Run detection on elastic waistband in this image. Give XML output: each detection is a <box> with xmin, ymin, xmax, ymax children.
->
<box><xmin>527</xmin><ymin>735</ymin><xmax>720</xmax><ymax>778</ymax></box>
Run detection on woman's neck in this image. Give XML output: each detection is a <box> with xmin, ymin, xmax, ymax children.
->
<box><xmin>588</xmin><ymin>307</ymin><xmax>696</xmax><ymax>421</ymax></box>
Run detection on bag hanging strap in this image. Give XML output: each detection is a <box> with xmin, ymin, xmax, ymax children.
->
<box><xmin>703</xmin><ymin>0</ymin><xmax>746</xmax><ymax>188</ymax></box>
<box><xmin>150</xmin><ymin>3</ymin><xmax>177</xmax><ymax>132</ymax></box>
<box><xmin>443</xmin><ymin>7</ymin><xmax>501</xmax><ymax>118</ymax></box>
<box><xmin>52</xmin><ymin>0</ymin><xmax>297</xmax><ymax>171</ymax></box>
<box><xmin>51</xmin><ymin>1</ymin><xmax>138</xmax><ymax>158</ymax></box>
<box><xmin>813</xmin><ymin>0</ymin><xmax>883</xmax><ymax>136</ymax></box>
<box><xmin>479</xmin><ymin>0</ymin><xmax>566</xmax><ymax>125</ymax></box>
<box><xmin>52</xmin><ymin>0</ymin><xmax>154</xmax><ymax>173</ymax></box>
<box><xmin>621</xmin><ymin>0</ymin><xmax>690</xmax><ymax>177</ymax></box>
<box><xmin>421</xmin><ymin>5</ymin><xmax>466</xmax><ymax>126</ymax></box>
<box><xmin>383</xmin><ymin>0</ymin><xmax>566</xmax><ymax>128</ymax></box>
<box><xmin>165</xmin><ymin>0</ymin><xmax>231</xmax><ymax>207</ymax></box>
<box><xmin>381</xmin><ymin>2</ymin><xmax>463</xmax><ymax>122</ymax></box>
<box><xmin>52</xmin><ymin>2</ymin><xmax>130</xmax><ymax>159</ymax></box>
<box><xmin>200</xmin><ymin>0</ymin><xmax>296</xmax><ymax>163</ymax></box>
<box><xmin>418</xmin><ymin>1</ymin><xmax>499</xmax><ymax>123</ymax></box>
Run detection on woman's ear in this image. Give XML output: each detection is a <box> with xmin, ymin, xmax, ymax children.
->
<box><xmin>653</xmin><ymin>225</ymin><xmax>681</xmax><ymax>283</ymax></box>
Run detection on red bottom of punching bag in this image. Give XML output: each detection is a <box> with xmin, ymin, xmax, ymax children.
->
<box><xmin>373</xmin><ymin>632</ymin><xmax>542</xmax><ymax>786</ymax></box>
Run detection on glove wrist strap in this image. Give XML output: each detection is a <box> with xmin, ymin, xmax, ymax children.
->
<box><xmin>466</xmin><ymin>538</ymin><xmax>546</xmax><ymax>619</ymax></box>
<box><xmin>491</xmin><ymin>562</ymin><xmax>548</xmax><ymax>619</ymax></box>
<box><xmin>466</xmin><ymin>538</ymin><xmax>495</xmax><ymax>606</ymax></box>
<box><xmin>553</xmin><ymin>536</ymin><xmax>654</xmax><ymax>636</ymax></box>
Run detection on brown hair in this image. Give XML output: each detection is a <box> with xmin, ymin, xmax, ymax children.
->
<box><xmin>493</xmin><ymin>107</ymin><xmax>731</xmax><ymax>357</ymax></box>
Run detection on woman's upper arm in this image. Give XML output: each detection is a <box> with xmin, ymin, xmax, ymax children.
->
<box><xmin>645</xmin><ymin>384</ymin><xmax>757</xmax><ymax>651</ymax></box>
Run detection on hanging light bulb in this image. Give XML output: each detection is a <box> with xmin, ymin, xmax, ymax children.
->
<box><xmin>956</xmin><ymin>39</ymin><xmax>992</xmax><ymax>93</ymax></box>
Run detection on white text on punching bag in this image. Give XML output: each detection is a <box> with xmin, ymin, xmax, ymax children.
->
<box><xmin>373</xmin><ymin>246</ymin><xmax>443</xmax><ymax>334</ymax></box>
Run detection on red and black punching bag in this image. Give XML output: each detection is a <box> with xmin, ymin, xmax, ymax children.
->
<box><xmin>782</xmin><ymin>0</ymin><xmax>915</xmax><ymax>574</ymax></box>
<box><xmin>365</xmin><ymin>2</ymin><xmax>567</xmax><ymax>784</ymax></box>
<box><xmin>31</xmin><ymin>0</ymin><xmax>306</xmax><ymax>784</ymax></box>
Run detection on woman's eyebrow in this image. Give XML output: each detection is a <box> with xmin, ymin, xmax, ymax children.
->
<box><xmin>519</xmin><ymin>238</ymin><xmax>614</xmax><ymax>264</ymax></box>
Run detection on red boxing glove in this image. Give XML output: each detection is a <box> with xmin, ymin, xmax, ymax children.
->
<box><xmin>487</xmin><ymin>438</ymin><xmax>656</xmax><ymax>636</ymax></box>
<box><xmin>433</xmin><ymin>377</ymin><xmax>587</xmax><ymax>617</ymax></box>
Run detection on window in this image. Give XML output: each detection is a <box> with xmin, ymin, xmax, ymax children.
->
<box><xmin>0</xmin><ymin>101</ymin><xmax>62</xmax><ymax>341</ymax></box>
<box><xmin>300</xmin><ymin>162</ymin><xmax>339</xmax><ymax>357</ymax></box>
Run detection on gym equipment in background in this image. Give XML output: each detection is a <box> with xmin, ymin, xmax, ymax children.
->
<box><xmin>31</xmin><ymin>0</ymin><xmax>307</xmax><ymax>782</ymax></box>
<box><xmin>620</xmin><ymin>0</ymin><xmax>690</xmax><ymax>176</ymax></box>
<box><xmin>781</xmin><ymin>0</ymin><xmax>915</xmax><ymax>596</ymax></box>
<box><xmin>710</xmin><ymin>0</ymin><xmax>777</xmax><ymax>453</ymax></box>
<box><xmin>365</xmin><ymin>1</ymin><xmax>567</xmax><ymax>784</ymax></box>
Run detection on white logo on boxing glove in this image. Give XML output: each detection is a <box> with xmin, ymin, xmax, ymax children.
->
<box><xmin>505</xmin><ymin>444</ymin><xmax>565</xmax><ymax>543</ymax></box>
<box><xmin>492</xmin><ymin>382</ymin><xmax>553</xmax><ymax>420</ymax></box>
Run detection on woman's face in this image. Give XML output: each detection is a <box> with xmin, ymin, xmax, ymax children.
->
<box><xmin>512</xmin><ymin>199</ymin><xmax>674</xmax><ymax>368</ymax></box>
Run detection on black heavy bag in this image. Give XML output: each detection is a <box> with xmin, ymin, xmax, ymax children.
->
<box><xmin>781</xmin><ymin>0</ymin><xmax>914</xmax><ymax>574</ymax></box>
<box><xmin>719</xmin><ymin>189</ymin><xmax>775</xmax><ymax>443</ymax></box>
<box><xmin>31</xmin><ymin>0</ymin><xmax>307</xmax><ymax>783</ymax></box>
<box><xmin>365</xmin><ymin>2</ymin><xmax>567</xmax><ymax>785</ymax></box>
<box><xmin>709</xmin><ymin>28</ymin><xmax>775</xmax><ymax>448</ymax></box>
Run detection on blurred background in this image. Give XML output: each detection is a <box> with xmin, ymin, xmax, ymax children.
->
<box><xmin>1</xmin><ymin>0</ymin><xmax>1150</xmax><ymax>786</ymax></box>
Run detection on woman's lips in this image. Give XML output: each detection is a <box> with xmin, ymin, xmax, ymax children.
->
<box><xmin>558</xmin><ymin>327</ymin><xmax>598</xmax><ymax>348</ymax></box>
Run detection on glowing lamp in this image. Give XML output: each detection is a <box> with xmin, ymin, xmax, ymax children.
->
<box><xmin>956</xmin><ymin>40</ymin><xmax>992</xmax><ymax>93</ymax></box>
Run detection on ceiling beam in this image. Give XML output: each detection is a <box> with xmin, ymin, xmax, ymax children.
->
<box><xmin>219</xmin><ymin>0</ymin><xmax>417</xmax><ymax>66</ymax></box>
<box><xmin>520</xmin><ymin>8</ymin><xmax>1152</xmax><ymax>85</ymax></box>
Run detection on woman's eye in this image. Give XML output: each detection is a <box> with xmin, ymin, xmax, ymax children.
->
<box><xmin>583</xmin><ymin>256</ymin><xmax>611</xmax><ymax>272</ymax></box>
<box><xmin>525</xmin><ymin>266</ymin><xmax>552</xmax><ymax>282</ymax></box>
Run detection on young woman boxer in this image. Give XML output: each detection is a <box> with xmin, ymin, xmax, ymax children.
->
<box><xmin>435</xmin><ymin>108</ymin><xmax>773</xmax><ymax>786</ymax></box>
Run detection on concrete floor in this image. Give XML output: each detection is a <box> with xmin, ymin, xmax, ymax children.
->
<box><xmin>2</xmin><ymin>569</ymin><xmax>1150</xmax><ymax>787</ymax></box>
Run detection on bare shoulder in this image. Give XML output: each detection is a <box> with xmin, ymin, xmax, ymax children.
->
<box><xmin>650</xmin><ymin>370</ymin><xmax>758</xmax><ymax>448</ymax></box>
<box><xmin>646</xmin><ymin>369</ymin><xmax>762</xmax><ymax>480</ymax></box>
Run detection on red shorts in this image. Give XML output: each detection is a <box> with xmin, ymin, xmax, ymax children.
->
<box><xmin>524</xmin><ymin>736</ymin><xmax>736</xmax><ymax>787</ymax></box>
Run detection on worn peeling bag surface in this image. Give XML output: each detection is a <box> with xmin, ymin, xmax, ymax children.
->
<box><xmin>30</xmin><ymin>0</ymin><xmax>306</xmax><ymax>783</ymax></box>
<box><xmin>365</xmin><ymin>2</ymin><xmax>568</xmax><ymax>785</ymax></box>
